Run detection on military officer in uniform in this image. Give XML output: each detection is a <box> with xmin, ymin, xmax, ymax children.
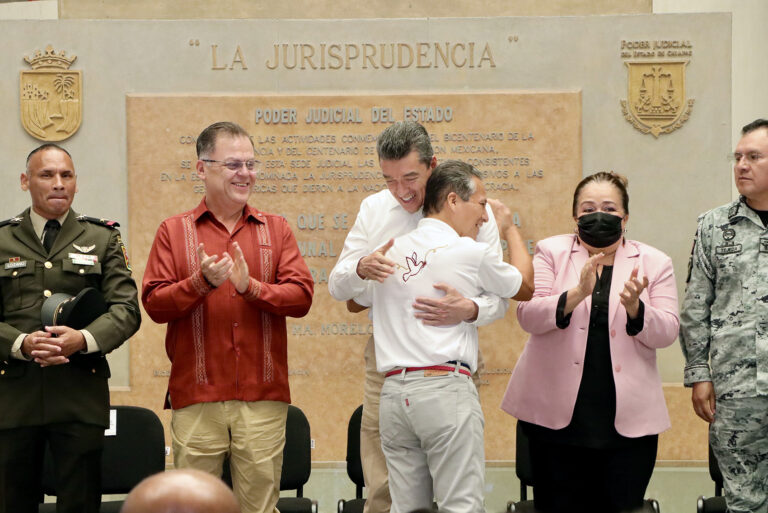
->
<box><xmin>681</xmin><ymin>118</ymin><xmax>768</xmax><ymax>513</ymax></box>
<box><xmin>0</xmin><ymin>143</ymin><xmax>141</xmax><ymax>513</ymax></box>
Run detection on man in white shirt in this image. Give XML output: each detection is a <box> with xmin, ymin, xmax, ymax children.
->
<box><xmin>353</xmin><ymin>160</ymin><xmax>532</xmax><ymax>513</ymax></box>
<box><xmin>328</xmin><ymin>121</ymin><xmax>528</xmax><ymax>513</ymax></box>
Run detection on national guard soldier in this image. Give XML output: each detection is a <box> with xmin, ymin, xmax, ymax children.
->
<box><xmin>0</xmin><ymin>143</ymin><xmax>141</xmax><ymax>513</ymax></box>
<box><xmin>680</xmin><ymin>118</ymin><xmax>768</xmax><ymax>513</ymax></box>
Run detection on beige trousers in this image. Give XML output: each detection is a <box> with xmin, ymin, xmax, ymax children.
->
<box><xmin>171</xmin><ymin>400</ymin><xmax>289</xmax><ymax>513</ymax></box>
<box><xmin>362</xmin><ymin>336</ymin><xmax>485</xmax><ymax>513</ymax></box>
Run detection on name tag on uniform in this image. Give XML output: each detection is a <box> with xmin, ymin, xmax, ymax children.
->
<box><xmin>4</xmin><ymin>260</ymin><xmax>26</xmax><ymax>270</ymax></box>
<box><xmin>760</xmin><ymin>238</ymin><xmax>768</xmax><ymax>253</ymax></box>
<box><xmin>68</xmin><ymin>253</ymin><xmax>98</xmax><ymax>266</ymax></box>
<box><xmin>715</xmin><ymin>244</ymin><xmax>742</xmax><ymax>255</ymax></box>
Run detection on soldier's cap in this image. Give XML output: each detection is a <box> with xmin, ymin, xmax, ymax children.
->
<box><xmin>40</xmin><ymin>287</ymin><xmax>108</xmax><ymax>329</ymax></box>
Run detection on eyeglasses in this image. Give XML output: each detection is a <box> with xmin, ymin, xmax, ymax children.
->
<box><xmin>729</xmin><ymin>152</ymin><xmax>765</xmax><ymax>164</ymax></box>
<box><xmin>201</xmin><ymin>159</ymin><xmax>262</xmax><ymax>171</ymax></box>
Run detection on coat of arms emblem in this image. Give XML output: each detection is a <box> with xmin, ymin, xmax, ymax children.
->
<box><xmin>20</xmin><ymin>45</ymin><xmax>82</xmax><ymax>141</ymax></box>
<box><xmin>620</xmin><ymin>61</ymin><xmax>694</xmax><ymax>138</ymax></box>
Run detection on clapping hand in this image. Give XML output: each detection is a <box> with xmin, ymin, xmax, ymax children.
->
<box><xmin>619</xmin><ymin>266</ymin><xmax>648</xmax><ymax>319</ymax></box>
<box><xmin>576</xmin><ymin>252</ymin><xmax>603</xmax><ymax>299</ymax></box>
<box><xmin>197</xmin><ymin>243</ymin><xmax>233</xmax><ymax>287</ymax></box>
<box><xmin>228</xmin><ymin>241</ymin><xmax>250</xmax><ymax>293</ymax></box>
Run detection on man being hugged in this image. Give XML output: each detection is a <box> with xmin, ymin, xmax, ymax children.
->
<box><xmin>352</xmin><ymin>161</ymin><xmax>532</xmax><ymax>513</ymax></box>
<box><xmin>329</xmin><ymin>121</ymin><xmax>518</xmax><ymax>513</ymax></box>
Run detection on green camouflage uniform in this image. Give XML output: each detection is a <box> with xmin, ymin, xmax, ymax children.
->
<box><xmin>680</xmin><ymin>197</ymin><xmax>768</xmax><ymax>513</ymax></box>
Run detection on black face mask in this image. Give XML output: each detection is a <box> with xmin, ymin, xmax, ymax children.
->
<box><xmin>577</xmin><ymin>212</ymin><xmax>623</xmax><ymax>248</ymax></box>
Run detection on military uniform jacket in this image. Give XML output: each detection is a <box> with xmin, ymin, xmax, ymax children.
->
<box><xmin>680</xmin><ymin>198</ymin><xmax>768</xmax><ymax>400</ymax></box>
<box><xmin>0</xmin><ymin>208</ymin><xmax>140</xmax><ymax>429</ymax></box>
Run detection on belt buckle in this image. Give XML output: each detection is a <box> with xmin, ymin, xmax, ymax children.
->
<box><xmin>423</xmin><ymin>369</ymin><xmax>451</xmax><ymax>377</ymax></box>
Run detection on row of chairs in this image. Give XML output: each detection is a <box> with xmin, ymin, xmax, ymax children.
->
<box><xmin>220</xmin><ymin>404</ymin><xmax>318</xmax><ymax>513</ymax></box>
<box><xmin>506</xmin><ymin>423</ymin><xmax>660</xmax><ymax>512</ymax></box>
<box><xmin>38</xmin><ymin>405</ymin><xmax>727</xmax><ymax>513</ymax></box>
<box><xmin>37</xmin><ymin>404</ymin><xmax>355</xmax><ymax>513</ymax></box>
<box><xmin>697</xmin><ymin>445</ymin><xmax>727</xmax><ymax>513</ymax></box>
<box><xmin>39</xmin><ymin>406</ymin><xmax>166</xmax><ymax>513</ymax></box>
<box><xmin>507</xmin><ymin>422</ymin><xmax>728</xmax><ymax>513</ymax></box>
<box><xmin>220</xmin><ymin>404</ymin><xmax>368</xmax><ymax>513</ymax></box>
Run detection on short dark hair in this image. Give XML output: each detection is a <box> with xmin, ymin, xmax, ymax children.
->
<box><xmin>742</xmin><ymin>118</ymin><xmax>768</xmax><ymax>136</ymax></box>
<box><xmin>572</xmin><ymin>171</ymin><xmax>629</xmax><ymax>216</ymax></box>
<box><xmin>196</xmin><ymin>121</ymin><xmax>252</xmax><ymax>158</ymax></box>
<box><xmin>423</xmin><ymin>160</ymin><xmax>482</xmax><ymax>216</ymax></box>
<box><xmin>26</xmin><ymin>143</ymin><xmax>71</xmax><ymax>170</ymax></box>
<box><xmin>376</xmin><ymin>121</ymin><xmax>433</xmax><ymax>166</ymax></box>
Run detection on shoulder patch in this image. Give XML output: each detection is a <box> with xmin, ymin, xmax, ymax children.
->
<box><xmin>116</xmin><ymin>234</ymin><xmax>132</xmax><ymax>272</ymax></box>
<box><xmin>0</xmin><ymin>216</ymin><xmax>23</xmax><ymax>229</ymax></box>
<box><xmin>76</xmin><ymin>215</ymin><xmax>120</xmax><ymax>229</ymax></box>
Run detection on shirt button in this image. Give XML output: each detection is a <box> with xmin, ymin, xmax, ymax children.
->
<box><xmin>79</xmin><ymin>269</ymin><xmax>85</xmax><ymax>274</ymax></box>
<box><xmin>233</xmin><ymin>322</ymin><xmax>239</xmax><ymax>328</ymax></box>
<box><xmin>614</xmin><ymin>365</ymin><xmax>622</xmax><ymax>372</ymax></box>
<box><xmin>91</xmin><ymin>369</ymin><xmax>96</xmax><ymax>374</ymax></box>
<box><xmin>12</xmin><ymin>271</ymin><xmax>17</xmax><ymax>277</ymax></box>
<box><xmin>44</xmin><ymin>261</ymin><xmax>52</xmax><ymax>269</ymax></box>
<box><xmin>0</xmin><ymin>370</ymin><xmax>5</xmax><ymax>375</ymax></box>
<box><xmin>43</xmin><ymin>290</ymin><xmax>52</xmax><ymax>298</ymax></box>
<box><xmin>610</xmin><ymin>329</ymin><xmax>616</xmax><ymax>337</ymax></box>
<box><xmin>232</xmin><ymin>292</ymin><xmax>236</xmax><ymax>297</ymax></box>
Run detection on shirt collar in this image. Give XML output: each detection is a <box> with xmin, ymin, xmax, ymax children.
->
<box><xmin>383</xmin><ymin>190</ymin><xmax>425</xmax><ymax>216</ymax></box>
<box><xmin>193</xmin><ymin>198</ymin><xmax>264</xmax><ymax>224</ymax></box>
<box><xmin>29</xmin><ymin>208</ymin><xmax>69</xmax><ymax>240</ymax></box>
<box><xmin>418</xmin><ymin>217</ymin><xmax>460</xmax><ymax>239</ymax></box>
<box><xmin>383</xmin><ymin>191</ymin><xmax>402</xmax><ymax>212</ymax></box>
<box><xmin>729</xmin><ymin>196</ymin><xmax>765</xmax><ymax>227</ymax></box>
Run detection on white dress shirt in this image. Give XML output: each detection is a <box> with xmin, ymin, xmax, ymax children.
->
<box><xmin>356</xmin><ymin>218</ymin><xmax>522</xmax><ymax>372</ymax></box>
<box><xmin>328</xmin><ymin>189</ymin><xmax>509</xmax><ymax>325</ymax></box>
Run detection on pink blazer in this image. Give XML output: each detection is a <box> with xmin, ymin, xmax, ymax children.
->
<box><xmin>500</xmin><ymin>234</ymin><xmax>679</xmax><ymax>437</ymax></box>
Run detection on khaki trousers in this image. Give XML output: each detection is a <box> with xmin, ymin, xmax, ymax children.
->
<box><xmin>362</xmin><ymin>336</ymin><xmax>391</xmax><ymax>513</ymax></box>
<box><xmin>171</xmin><ymin>400</ymin><xmax>289</xmax><ymax>513</ymax></box>
<box><xmin>362</xmin><ymin>336</ymin><xmax>485</xmax><ymax>513</ymax></box>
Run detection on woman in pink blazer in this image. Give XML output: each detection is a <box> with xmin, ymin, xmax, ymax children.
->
<box><xmin>500</xmin><ymin>172</ymin><xmax>679</xmax><ymax>513</ymax></box>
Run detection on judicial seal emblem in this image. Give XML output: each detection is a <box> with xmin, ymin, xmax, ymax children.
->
<box><xmin>20</xmin><ymin>45</ymin><xmax>82</xmax><ymax>141</ymax></box>
<box><xmin>620</xmin><ymin>60</ymin><xmax>694</xmax><ymax>138</ymax></box>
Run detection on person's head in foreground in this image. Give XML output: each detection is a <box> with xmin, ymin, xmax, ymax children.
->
<box><xmin>120</xmin><ymin>469</ymin><xmax>240</xmax><ymax>513</ymax></box>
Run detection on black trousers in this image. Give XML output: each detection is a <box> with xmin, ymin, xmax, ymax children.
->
<box><xmin>528</xmin><ymin>435</ymin><xmax>658</xmax><ymax>513</ymax></box>
<box><xmin>0</xmin><ymin>422</ymin><xmax>104</xmax><ymax>513</ymax></box>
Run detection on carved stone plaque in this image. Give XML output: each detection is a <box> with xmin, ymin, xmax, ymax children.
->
<box><xmin>126</xmin><ymin>91</ymin><xmax>581</xmax><ymax>461</ymax></box>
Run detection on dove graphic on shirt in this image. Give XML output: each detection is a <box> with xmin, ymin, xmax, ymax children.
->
<box><xmin>393</xmin><ymin>245</ymin><xmax>448</xmax><ymax>283</ymax></box>
<box><xmin>402</xmin><ymin>252</ymin><xmax>427</xmax><ymax>282</ymax></box>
